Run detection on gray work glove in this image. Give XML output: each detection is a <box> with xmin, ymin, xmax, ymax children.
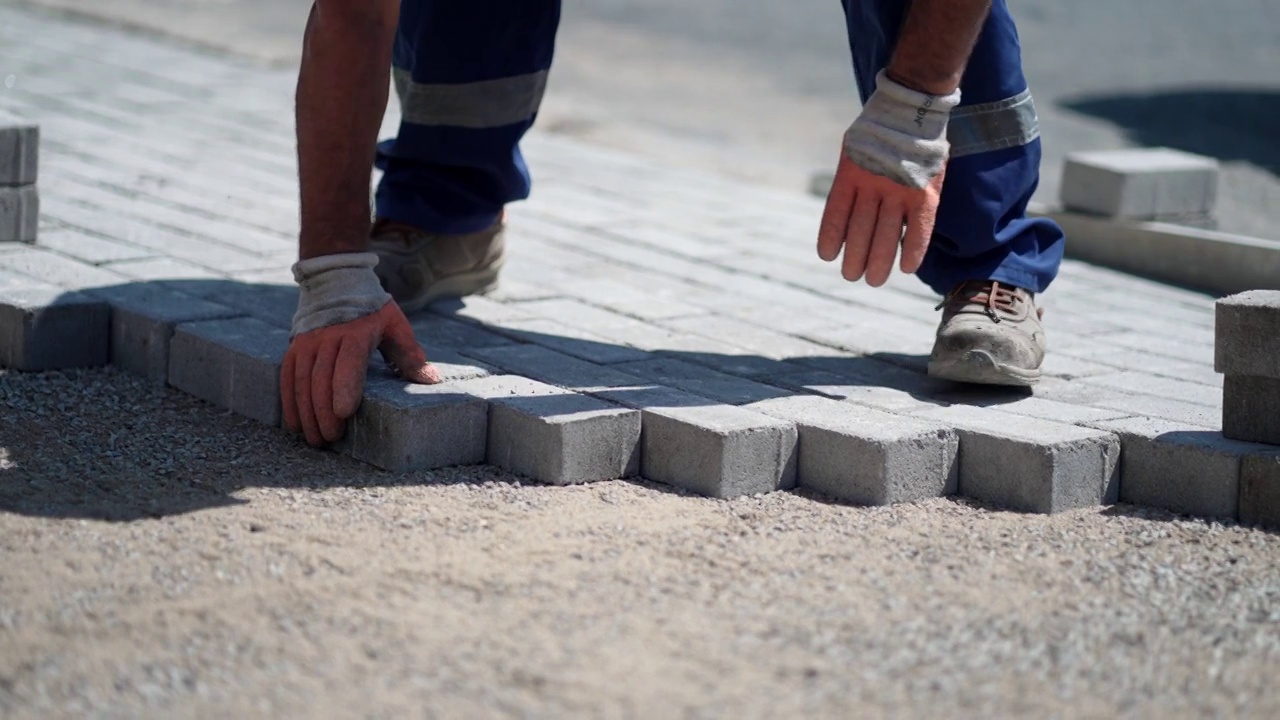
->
<box><xmin>842</xmin><ymin>70</ymin><xmax>961</xmax><ymax>190</ymax></box>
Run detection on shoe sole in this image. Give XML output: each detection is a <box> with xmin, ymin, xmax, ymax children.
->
<box><xmin>394</xmin><ymin>260</ymin><xmax>504</xmax><ymax>315</ymax></box>
<box><xmin>927</xmin><ymin>349</ymin><xmax>1041</xmax><ymax>387</ymax></box>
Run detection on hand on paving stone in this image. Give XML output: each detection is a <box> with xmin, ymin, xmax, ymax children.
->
<box><xmin>817</xmin><ymin>69</ymin><xmax>958</xmax><ymax>287</ymax></box>
<box><xmin>282</xmin><ymin>253</ymin><xmax>441</xmax><ymax>447</ymax></box>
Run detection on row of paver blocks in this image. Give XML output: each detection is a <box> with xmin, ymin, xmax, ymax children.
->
<box><xmin>2</xmin><ymin>243</ymin><xmax>1278</xmax><ymax>526</ymax></box>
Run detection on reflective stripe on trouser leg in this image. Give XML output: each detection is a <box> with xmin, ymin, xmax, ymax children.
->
<box><xmin>374</xmin><ymin>0</ymin><xmax>562</xmax><ymax>235</ymax></box>
<box><xmin>838</xmin><ymin>0</ymin><xmax>1065</xmax><ymax>295</ymax></box>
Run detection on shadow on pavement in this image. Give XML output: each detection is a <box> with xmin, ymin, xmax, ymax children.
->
<box><xmin>1060</xmin><ymin>88</ymin><xmax>1280</xmax><ymax>174</ymax></box>
<box><xmin>0</xmin><ymin>278</ymin><xmax>1046</xmax><ymax>522</ymax></box>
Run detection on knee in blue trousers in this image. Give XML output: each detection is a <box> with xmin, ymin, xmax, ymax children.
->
<box><xmin>376</xmin><ymin>0</ymin><xmax>1065</xmax><ymax>294</ymax></box>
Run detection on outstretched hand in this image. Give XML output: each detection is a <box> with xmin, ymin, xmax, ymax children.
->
<box><xmin>281</xmin><ymin>301</ymin><xmax>441</xmax><ymax>447</ymax></box>
<box><xmin>816</xmin><ymin>151</ymin><xmax>945</xmax><ymax>287</ymax></box>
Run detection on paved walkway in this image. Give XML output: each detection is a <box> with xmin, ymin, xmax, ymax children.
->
<box><xmin>1</xmin><ymin>5</ymin><xmax>1271</xmax><ymax>521</ymax></box>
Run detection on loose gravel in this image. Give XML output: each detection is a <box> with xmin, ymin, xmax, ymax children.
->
<box><xmin>2</xmin><ymin>367</ymin><xmax>1278</xmax><ymax>718</ymax></box>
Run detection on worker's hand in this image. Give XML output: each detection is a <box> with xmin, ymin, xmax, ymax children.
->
<box><xmin>817</xmin><ymin>69</ymin><xmax>960</xmax><ymax>287</ymax></box>
<box><xmin>281</xmin><ymin>252</ymin><xmax>441</xmax><ymax>447</ymax></box>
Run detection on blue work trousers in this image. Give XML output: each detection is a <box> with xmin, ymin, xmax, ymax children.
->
<box><xmin>374</xmin><ymin>0</ymin><xmax>1065</xmax><ymax>294</ymax></box>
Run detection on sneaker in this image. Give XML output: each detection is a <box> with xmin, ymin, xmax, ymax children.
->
<box><xmin>369</xmin><ymin>216</ymin><xmax>506</xmax><ymax>314</ymax></box>
<box><xmin>927</xmin><ymin>279</ymin><xmax>1046</xmax><ymax>387</ymax></box>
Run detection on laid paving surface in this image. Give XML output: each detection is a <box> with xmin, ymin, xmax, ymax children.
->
<box><xmin>2</xmin><ymin>4</ymin><xmax>1274</xmax><ymax>519</ymax></box>
<box><xmin>1</xmin><ymin>7</ymin><xmax>1280</xmax><ymax>717</ymax></box>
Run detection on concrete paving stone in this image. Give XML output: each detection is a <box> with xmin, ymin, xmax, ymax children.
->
<box><xmin>1061</xmin><ymin>148</ymin><xmax>1219</xmax><ymax>219</ymax></box>
<box><xmin>771</xmin><ymin>369</ymin><xmax>947</xmax><ymax>414</ymax></box>
<box><xmin>916</xmin><ymin>405</ymin><xmax>1121</xmax><ymax>514</ymax></box>
<box><xmin>170</xmin><ymin>280</ymin><xmax>299</xmax><ymax>330</ymax></box>
<box><xmin>43</xmin><ymin>154</ymin><xmax>298</xmax><ymax>235</ymax></box>
<box><xmin>659</xmin><ymin>314</ymin><xmax>841</xmax><ymax>361</ymax></box>
<box><xmin>88</xmin><ymin>283</ymin><xmax>243</xmax><ymax>385</ymax></box>
<box><xmin>1221</xmin><ymin>375</ymin><xmax>1280</xmax><ymax>445</ymax></box>
<box><xmin>703</xmin><ymin>298</ymin><xmax>848</xmax><ymax>336</ymax></box>
<box><xmin>0</xmin><ymin>122</ymin><xmax>38</xmax><ymax>185</ymax></box>
<box><xmin>1080</xmin><ymin>371</ymin><xmax>1222</xmax><ymax>407</ymax></box>
<box><xmin>928</xmin><ymin>388</ymin><xmax>1132</xmax><ymax>425</ymax></box>
<box><xmin>554</xmin><ymin>276</ymin><xmax>712</xmax><ymax>322</ymax></box>
<box><xmin>0</xmin><ymin>244</ymin><xmax>127</xmax><ymax>290</ymax></box>
<box><xmin>612</xmin><ymin>357</ymin><xmax>792</xmax><ymax>405</ymax></box>
<box><xmin>1039</xmin><ymin>352</ymin><xmax>1117</xmax><ymax>380</ymax></box>
<box><xmin>789</xmin><ymin>356</ymin><xmax>950</xmax><ymax>411</ymax></box>
<box><xmin>44</xmin><ymin>177</ymin><xmax>293</xmax><ymax>254</ymax></box>
<box><xmin>481</xmin><ymin>278</ymin><xmax>564</xmax><ymax>303</ymax></box>
<box><xmin>35</xmin><ymin>227</ymin><xmax>155</xmax><ymax>264</ymax></box>
<box><xmin>1039</xmin><ymin>382</ymin><xmax>1221</xmax><ymax>429</ymax></box>
<box><xmin>590</xmin><ymin>218</ymin><xmax>734</xmax><ymax>261</ymax></box>
<box><xmin>799</xmin><ymin>316</ymin><xmax>938</xmax><ymax>371</ymax></box>
<box><xmin>334</xmin><ymin>375</ymin><xmax>489</xmax><ymax>473</ymax></box>
<box><xmin>593</xmin><ymin>384</ymin><xmax>798</xmax><ymax>498</ymax></box>
<box><xmin>1107</xmin><ymin>331</ymin><xmax>1217</xmax><ymax>365</ymax></box>
<box><xmin>43</xmin><ymin>197</ymin><xmax>266</xmax><ymax>273</ymax></box>
<box><xmin>516</xmin><ymin>298</ymin><xmax>690</xmax><ymax>350</ymax></box>
<box><xmin>409</xmin><ymin>314</ymin><xmax>519</xmax><ymax>352</ymax></box>
<box><xmin>167</xmin><ymin>316</ymin><xmax>290</xmax><ymax>426</ymax></box>
<box><xmin>1215</xmin><ymin>290</ymin><xmax>1280</xmax><ymax>378</ymax></box>
<box><xmin>0</xmin><ymin>284</ymin><xmax>110</xmax><ymax>370</ymax></box>
<box><xmin>454</xmin><ymin>375</ymin><xmax>641</xmax><ymax>485</ymax></box>
<box><xmin>105</xmin><ymin>256</ymin><xmax>227</xmax><ymax>282</ymax></box>
<box><xmin>429</xmin><ymin>295</ymin><xmax>537</xmax><ymax>328</ymax></box>
<box><xmin>748</xmin><ymin>395</ymin><xmax>958</xmax><ymax>506</ymax></box>
<box><xmin>0</xmin><ymin>185</ymin><xmax>38</xmax><ymax>243</ymax></box>
<box><xmin>1239</xmin><ymin>451</ymin><xmax>1280</xmax><ymax>529</ymax></box>
<box><xmin>465</xmin><ymin>343</ymin><xmax>643</xmax><ymax>392</ymax></box>
<box><xmin>1089</xmin><ymin>416</ymin><xmax>1263</xmax><ymax>520</ymax></box>
<box><xmin>493</xmin><ymin>317</ymin><xmax>653</xmax><ymax>365</ymax></box>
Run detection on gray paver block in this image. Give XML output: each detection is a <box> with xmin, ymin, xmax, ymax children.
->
<box><xmin>595</xmin><ymin>385</ymin><xmax>797</xmax><ymax>498</ymax></box>
<box><xmin>1221</xmin><ymin>374</ymin><xmax>1280</xmax><ymax>445</ymax></box>
<box><xmin>1239</xmin><ymin>452</ymin><xmax>1280</xmax><ymax>529</ymax></box>
<box><xmin>749</xmin><ymin>395</ymin><xmax>958</xmax><ymax>505</ymax></box>
<box><xmin>917</xmin><ymin>405</ymin><xmax>1121</xmax><ymax>514</ymax></box>
<box><xmin>455</xmin><ymin>375</ymin><xmax>641</xmax><ymax>485</ymax></box>
<box><xmin>0</xmin><ymin>285</ymin><xmax>110</xmax><ymax>370</ymax></box>
<box><xmin>611</xmin><ymin>357</ymin><xmax>791</xmax><ymax>405</ymax></box>
<box><xmin>36</xmin><ymin>228</ymin><xmax>155</xmax><ymax>264</ymax></box>
<box><xmin>0</xmin><ymin>185</ymin><xmax>38</xmax><ymax>243</ymax></box>
<box><xmin>409</xmin><ymin>314</ymin><xmax>518</xmax><ymax>351</ymax></box>
<box><xmin>168</xmin><ymin>316</ymin><xmax>290</xmax><ymax>425</ymax></box>
<box><xmin>88</xmin><ymin>283</ymin><xmax>242</xmax><ymax>384</ymax></box>
<box><xmin>496</xmin><ymin>317</ymin><xmax>652</xmax><ymax>364</ymax></box>
<box><xmin>1060</xmin><ymin>148</ymin><xmax>1219</xmax><ymax>219</ymax></box>
<box><xmin>1215</xmin><ymin>291</ymin><xmax>1280</xmax><ymax>378</ymax></box>
<box><xmin>0</xmin><ymin>244</ymin><xmax>127</xmax><ymax>289</ymax></box>
<box><xmin>0</xmin><ymin>123</ymin><xmax>38</xmax><ymax>186</ymax></box>
<box><xmin>1089</xmin><ymin>416</ymin><xmax>1260</xmax><ymax>520</ymax></box>
<box><xmin>466</xmin><ymin>343</ymin><xmax>642</xmax><ymax>391</ymax></box>
<box><xmin>336</xmin><ymin>377</ymin><xmax>489</xmax><ymax>473</ymax></box>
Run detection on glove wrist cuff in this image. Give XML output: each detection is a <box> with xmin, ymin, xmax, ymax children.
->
<box><xmin>842</xmin><ymin>70</ymin><xmax>960</xmax><ymax>189</ymax></box>
<box><xmin>290</xmin><ymin>251</ymin><xmax>392</xmax><ymax>338</ymax></box>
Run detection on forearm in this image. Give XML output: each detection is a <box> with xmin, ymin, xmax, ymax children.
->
<box><xmin>886</xmin><ymin>0</ymin><xmax>991</xmax><ymax>96</ymax></box>
<box><xmin>295</xmin><ymin>0</ymin><xmax>398</xmax><ymax>260</ymax></box>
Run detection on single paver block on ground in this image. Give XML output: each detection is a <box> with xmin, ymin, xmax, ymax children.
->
<box><xmin>89</xmin><ymin>283</ymin><xmax>242</xmax><ymax>385</ymax></box>
<box><xmin>0</xmin><ymin>185</ymin><xmax>38</xmax><ymax>243</ymax></box>
<box><xmin>1222</xmin><ymin>374</ymin><xmax>1280</xmax><ymax>445</ymax></box>
<box><xmin>1239</xmin><ymin>452</ymin><xmax>1280</xmax><ymax>529</ymax></box>
<box><xmin>168</xmin><ymin>316</ymin><xmax>290</xmax><ymax>426</ymax></box>
<box><xmin>1214</xmin><ymin>290</ymin><xmax>1280</xmax><ymax>378</ymax></box>
<box><xmin>1089</xmin><ymin>417</ymin><xmax>1260</xmax><ymax>520</ymax></box>
<box><xmin>0</xmin><ymin>123</ymin><xmax>38</xmax><ymax>186</ymax></box>
<box><xmin>916</xmin><ymin>405</ymin><xmax>1121</xmax><ymax>514</ymax></box>
<box><xmin>595</xmin><ymin>385</ymin><xmax>797</xmax><ymax>499</ymax></box>
<box><xmin>336</xmin><ymin>376</ymin><xmax>489</xmax><ymax>473</ymax></box>
<box><xmin>1060</xmin><ymin>148</ymin><xmax>1218</xmax><ymax>219</ymax></box>
<box><xmin>0</xmin><ymin>285</ymin><xmax>109</xmax><ymax>370</ymax></box>
<box><xmin>749</xmin><ymin>395</ymin><xmax>958</xmax><ymax>506</ymax></box>
<box><xmin>455</xmin><ymin>375</ymin><xmax>641</xmax><ymax>485</ymax></box>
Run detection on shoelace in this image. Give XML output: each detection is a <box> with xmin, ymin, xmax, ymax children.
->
<box><xmin>934</xmin><ymin>280</ymin><xmax>1021</xmax><ymax>323</ymax></box>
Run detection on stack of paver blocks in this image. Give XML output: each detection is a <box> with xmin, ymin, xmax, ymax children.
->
<box><xmin>1215</xmin><ymin>290</ymin><xmax>1280</xmax><ymax>529</ymax></box>
<box><xmin>1216</xmin><ymin>291</ymin><xmax>1280</xmax><ymax>445</ymax></box>
<box><xmin>0</xmin><ymin>121</ymin><xmax>39</xmax><ymax>243</ymax></box>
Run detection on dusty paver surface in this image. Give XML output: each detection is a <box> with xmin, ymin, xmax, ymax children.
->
<box><xmin>1</xmin><ymin>5</ymin><xmax>1280</xmax><ymax>717</ymax></box>
<box><xmin>3</xmin><ymin>367</ymin><xmax>1280</xmax><ymax>718</ymax></box>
